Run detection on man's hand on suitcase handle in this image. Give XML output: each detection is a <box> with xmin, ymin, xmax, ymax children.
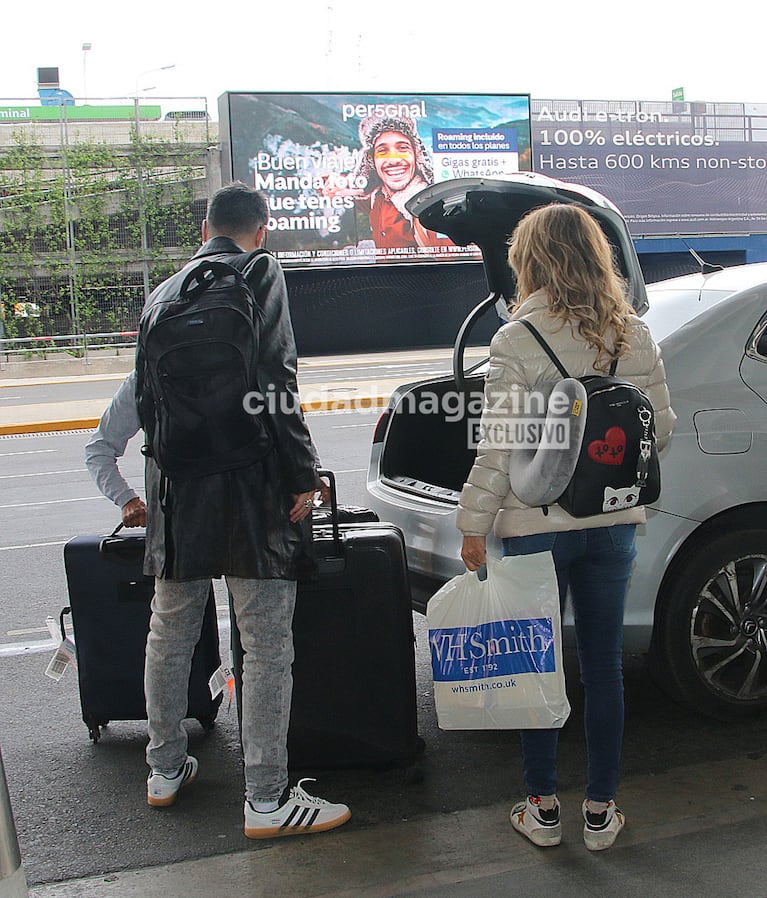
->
<box><xmin>121</xmin><ymin>497</ymin><xmax>147</xmax><ymax>528</ymax></box>
<box><xmin>290</xmin><ymin>490</ymin><xmax>319</xmax><ymax>524</ymax></box>
<box><xmin>289</xmin><ymin>476</ymin><xmax>331</xmax><ymax>524</ymax></box>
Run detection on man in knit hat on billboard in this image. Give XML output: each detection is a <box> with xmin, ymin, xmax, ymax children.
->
<box><xmin>351</xmin><ymin>113</ymin><xmax>447</xmax><ymax>250</ymax></box>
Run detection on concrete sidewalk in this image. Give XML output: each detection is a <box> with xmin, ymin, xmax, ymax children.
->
<box><xmin>25</xmin><ymin>753</ymin><xmax>767</xmax><ymax>898</ymax></box>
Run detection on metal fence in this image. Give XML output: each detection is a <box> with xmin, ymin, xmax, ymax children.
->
<box><xmin>0</xmin><ymin>330</ymin><xmax>137</xmax><ymax>364</ymax></box>
<box><xmin>530</xmin><ymin>98</ymin><xmax>767</xmax><ymax>143</ymax></box>
<box><xmin>0</xmin><ymin>95</ymin><xmax>215</xmax><ymax>344</ymax></box>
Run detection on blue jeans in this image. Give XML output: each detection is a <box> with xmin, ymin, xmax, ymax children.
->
<box><xmin>502</xmin><ymin>525</ymin><xmax>637</xmax><ymax>803</ymax></box>
<box><xmin>145</xmin><ymin>576</ymin><xmax>296</xmax><ymax>803</ymax></box>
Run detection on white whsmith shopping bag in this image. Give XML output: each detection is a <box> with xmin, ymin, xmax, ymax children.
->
<box><xmin>427</xmin><ymin>553</ymin><xmax>570</xmax><ymax>730</ymax></box>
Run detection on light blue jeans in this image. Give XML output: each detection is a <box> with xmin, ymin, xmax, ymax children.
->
<box><xmin>145</xmin><ymin>576</ymin><xmax>296</xmax><ymax>803</ymax></box>
<box><xmin>502</xmin><ymin>525</ymin><xmax>637</xmax><ymax>803</ymax></box>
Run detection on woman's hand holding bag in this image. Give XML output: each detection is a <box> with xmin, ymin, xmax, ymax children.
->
<box><xmin>426</xmin><ymin>553</ymin><xmax>570</xmax><ymax>730</ymax></box>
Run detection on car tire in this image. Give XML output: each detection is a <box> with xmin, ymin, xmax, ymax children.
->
<box><xmin>650</xmin><ymin>529</ymin><xmax>767</xmax><ymax>720</ymax></box>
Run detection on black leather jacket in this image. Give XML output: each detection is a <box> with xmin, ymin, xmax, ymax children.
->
<box><xmin>142</xmin><ymin>236</ymin><xmax>318</xmax><ymax>580</ymax></box>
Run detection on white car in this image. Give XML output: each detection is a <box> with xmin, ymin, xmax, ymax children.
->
<box><xmin>366</xmin><ymin>175</ymin><xmax>767</xmax><ymax>720</ymax></box>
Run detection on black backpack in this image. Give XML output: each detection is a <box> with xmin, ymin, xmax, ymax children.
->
<box><xmin>136</xmin><ymin>252</ymin><xmax>272</xmax><ymax>481</ymax></box>
<box><xmin>520</xmin><ymin>320</ymin><xmax>660</xmax><ymax>517</ymax></box>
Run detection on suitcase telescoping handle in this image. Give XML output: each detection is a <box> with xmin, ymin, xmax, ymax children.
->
<box><xmin>59</xmin><ymin>606</ymin><xmax>71</xmax><ymax>641</ymax></box>
<box><xmin>98</xmin><ymin>522</ymin><xmax>123</xmax><ymax>551</ymax></box>
<box><xmin>316</xmin><ymin>469</ymin><xmax>341</xmax><ymax>554</ymax></box>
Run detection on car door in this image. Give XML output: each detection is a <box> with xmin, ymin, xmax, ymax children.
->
<box><xmin>740</xmin><ymin>304</ymin><xmax>767</xmax><ymax>404</ymax></box>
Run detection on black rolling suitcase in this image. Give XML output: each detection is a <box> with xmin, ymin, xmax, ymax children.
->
<box><xmin>62</xmin><ymin>526</ymin><xmax>222</xmax><ymax>743</ymax></box>
<box><xmin>231</xmin><ymin>472</ymin><xmax>421</xmax><ymax>770</ymax></box>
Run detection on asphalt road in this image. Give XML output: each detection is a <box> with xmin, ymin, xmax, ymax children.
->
<box><xmin>1</xmin><ymin>374</ymin><xmax>767</xmax><ymax>895</ymax></box>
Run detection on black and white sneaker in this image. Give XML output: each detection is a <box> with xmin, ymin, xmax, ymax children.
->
<box><xmin>146</xmin><ymin>756</ymin><xmax>198</xmax><ymax>807</ymax></box>
<box><xmin>244</xmin><ymin>778</ymin><xmax>351</xmax><ymax>839</ymax></box>
<box><xmin>510</xmin><ymin>795</ymin><xmax>562</xmax><ymax>847</ymax></box>
<box><xmin>582</xmin><ymin>799</ymin><xmax>625</xmax><ymax>851</ymax></box>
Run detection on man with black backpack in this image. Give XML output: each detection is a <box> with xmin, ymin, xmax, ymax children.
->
<box><xmin>130</xmin><ymin>183</ymin><xmax>350</xmax><ymax>837</ymax></box>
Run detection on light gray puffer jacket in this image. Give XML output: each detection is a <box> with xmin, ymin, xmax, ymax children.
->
<box><xmin>456</xmin><ymin>290</ymin><xmax>676</xmax><ymax>538</ymax></box>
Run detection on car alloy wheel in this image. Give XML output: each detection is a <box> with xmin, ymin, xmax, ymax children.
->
<box><xmin>652</xmin><ymin>530</ymin><xmax>767</xmax><ymax>719</ymax></box>
<box><xmin>690</xmin><ymin>551</ymin><xmax>767</xmax><ymax>703</ymax></box>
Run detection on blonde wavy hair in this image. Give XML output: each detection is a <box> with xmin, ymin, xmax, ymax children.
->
<box><xmin>508</xmin><ymin>204</ymin><xmax>634</xmax><ymax>371</ymax></box>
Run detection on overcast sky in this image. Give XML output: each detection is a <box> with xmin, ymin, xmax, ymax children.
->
<box><xmin>3</xmin><ymin>0</ymin><xmax>764</xmax><ymax>115</ymax></box>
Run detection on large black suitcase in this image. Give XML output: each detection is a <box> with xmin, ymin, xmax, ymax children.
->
<box><xmin>62</xmin><ymin>527</ymin><xmax>222</xmax><ymax>743</ymax></box>
<box><xmin>230</xmin><ymin>473</ymin><xmax>421</xmax><ymax>770</ymax></box>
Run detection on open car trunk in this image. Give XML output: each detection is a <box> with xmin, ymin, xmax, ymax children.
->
<box><xmin>408</xmin><ymin>175</ymin><xmax>648</xmax><ymax>314</ymax></box>
<box><xmin>378</xmin><ymin>375</ymin><xmax>486</xmax><ymax>504</ymax></box>
<box><xmin>376</xmin><ymin>175</ymin><xmax>647</xmax><ymax>506</ymax></box>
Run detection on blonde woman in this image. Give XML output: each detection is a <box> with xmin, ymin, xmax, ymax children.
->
<box><xmin>458</xmin><ymin>203</ymin><xmax>675</xmax><ymax>851</ymax></box>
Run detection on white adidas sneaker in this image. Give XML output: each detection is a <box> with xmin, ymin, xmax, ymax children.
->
<box><xmin>244</xmin><ymin>778</ymin><xmax>351</xmax><ymax>839</ymax></box>
<box><xmin>146</xmin><ymin>756</ymin><xmax>198</xmax><ymax>807</ymax></box>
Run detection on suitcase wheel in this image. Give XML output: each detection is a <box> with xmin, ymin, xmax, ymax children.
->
<box><xmin>86</xmin><ymin>718</ymin><xmax>109</xmax><ymax>743</ymax></box>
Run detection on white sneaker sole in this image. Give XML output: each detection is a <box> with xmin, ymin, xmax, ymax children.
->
<box><xmin>147</xmin><ymin>767</ymin><xmax>198</xmax><ymax>807</ymax></box>
<box><xmin>510</xmin><ymin>805</ymin><xmax>562</xmax><ymax>847</ymax></box>
<box><xmin>583</xmin><ymin>812</ymin><xmax>625</xmax><ymax>851</ymax></box>
<box><xmin>244</xmin><ymin>808</ymin><xmax>351</xmax><ymax>840</ymax></box>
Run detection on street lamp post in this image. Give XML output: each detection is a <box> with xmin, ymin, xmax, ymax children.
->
<box><xmin>56</xmin><ymin>92</ymin><xmax>81</xmax><ymax>355</ymax></box>
<box><xmin>132</xmin><ymin>65</ymin><xmax>175</xmax><ymax>302</ymax></box>
<box><xmin>81</xmin><ymin>42</ymin><xmax>91</xmax><ymax>101</ymax></box>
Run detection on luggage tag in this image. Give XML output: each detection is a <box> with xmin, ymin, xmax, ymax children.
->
<box><xmin>44</xmin><ymin>613</ymin><xmax>77</xmax><ymax>681</ymax></box>
<box><xmin>208</xmin><ymin>664</ymin><xmax>235</xmax><ymax>709</ymax></box>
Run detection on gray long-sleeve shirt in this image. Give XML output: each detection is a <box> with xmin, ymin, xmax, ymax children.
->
<box><xmin>84</xmin><ymin>371</ymin><xmax>142</xmax><ymax>510</ymax></box>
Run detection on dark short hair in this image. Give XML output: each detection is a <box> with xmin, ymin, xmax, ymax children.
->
<box><xmin>206</xmin><ymin>182</ymin><xmax>269</xmax><ymax>236</ymax></box>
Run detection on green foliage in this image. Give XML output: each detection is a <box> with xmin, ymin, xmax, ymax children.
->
<box><xmin>0</xmin><ymin>122</ymin><xmax>207</xmax><ymax>340</ymax></box>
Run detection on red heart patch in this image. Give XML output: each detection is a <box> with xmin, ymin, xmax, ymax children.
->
<box><xmin>587</xmin><ymin>427</ymin><xmax>626</xmax><ymax>465</ymax></box>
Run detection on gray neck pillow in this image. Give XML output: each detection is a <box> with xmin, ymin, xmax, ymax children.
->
<box><xmin>508</xmin><ymin>377</ymin><xmax>588</xmax><ymax>507</ymax></box>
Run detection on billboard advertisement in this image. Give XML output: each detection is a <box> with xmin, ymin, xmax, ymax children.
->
<box><xmin>530</xmin><ymin>99</ymin><xmax>767</xmax><ymax>237</ymax></box>
<box><xmin>218</xmin><ymin>92</ymin><xmax>532</xmax><ymax>268</ymax></box>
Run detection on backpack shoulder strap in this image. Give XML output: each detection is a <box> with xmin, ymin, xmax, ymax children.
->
<box><xmin>220</xmin><ymin>247</ymin><xmax>269</xmax><ymax>278</ymax></box>
<box><xmin>521</xmin><ymin>318</ymin><xmax>621</xmax><ymax>377</ymax></box>
<box><xmin>519</xmin><ymin>319</ymin><xmax>571</xmax><ymax>378</ymax></box>
<box><xmin>606</xmin><ymin>316</ymin><xmax>632</xmax><ymax>375</ymax></box>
